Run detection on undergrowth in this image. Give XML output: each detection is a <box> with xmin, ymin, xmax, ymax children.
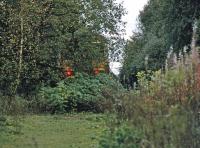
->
<box><xmin>37</xmin><ymin>73</ymin><xmax>124</xmax><ymax>113</ymax></box>
<box><xmin>100</xmin><ymin>49</ymin><xmax>200</xmax><ymax>147</ymax></box>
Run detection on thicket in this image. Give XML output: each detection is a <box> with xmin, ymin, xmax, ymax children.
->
<box><xmin>100</xmin><ymin>13</ymin><xmax>200</xmax><ymax>146</ymax></box>
<box><xmin>100</xmin><ymin>49</ymin><xmax>200</xmax><ymax>147</ymax></box>
<box><xmin>37</xmin><ymin>73</ymin><xmax>124</xmax><ymax>113</ymax></box>
<box><xmin>0</xmin><ymin>0</ymin><xmax>125</xmax><ymax>115</ymax></box>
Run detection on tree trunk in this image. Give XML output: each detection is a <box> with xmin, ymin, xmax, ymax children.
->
<box><xmin>13</xmin><ymin>4</ymin><xmax>24</xmax><ymax>95</ymax></box>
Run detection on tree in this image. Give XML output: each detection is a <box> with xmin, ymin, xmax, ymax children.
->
<box><xmin>120</xmin><ymin>0</ymin><xmax>200</xmax><ymax>87</ymax></box>
<box><xmin>0</xmin><ymin>0</ymin><xmax>125</xmax><ymax>96</ymax></box>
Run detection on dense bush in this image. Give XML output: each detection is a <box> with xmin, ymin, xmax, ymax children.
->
<box><xmin>100</xmin><ymin>51</ymin><xmax>200</xmax><ymax>147</ymax></box>
<box><xmin>37</xmin><ymin>73</ymin><xmax>124</xmax><ymax>113</ymax></box>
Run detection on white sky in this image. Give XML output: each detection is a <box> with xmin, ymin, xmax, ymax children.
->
<box><xmin>110</xmin><ymin>0</ymin><xmax>148</xmax><ymax>75</ymax></box>
<box><xmin>117</xmin><ymin>0</ymin><xmax>148</xmax><ymax>39</ymax></box>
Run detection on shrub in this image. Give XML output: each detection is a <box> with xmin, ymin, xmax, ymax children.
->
<box><xmin>0</xmin><ymin>94</ymin><xmax>26</xmax><ymax>115</ymax></box>
<box><xmin>0</xmin><ymin>94</ymin><xmax>25</xmax><ymax>136</ymax></box>
<box><xmin>99</xmin><ymin>123</ymin><xmax>143</xmax><ymax>148</ymax></box>
<box><xmin>100</xmin><ymin>53</ymin><xmax>200</xmax><ymax>147</ymax></box>
<box><xmin>37</xmin><ymin>73</ymin><xmax>124</xmax><ymax>113</ymax></box>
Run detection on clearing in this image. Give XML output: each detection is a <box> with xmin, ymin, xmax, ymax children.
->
<box><xmin>0</xmin><ymin>113</ymin><xmax>106</xmax><ymax>148</ymax></box>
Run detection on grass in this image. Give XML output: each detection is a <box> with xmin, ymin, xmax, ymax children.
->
<box><xmin>0</xmin><ymin>113</ymin><xmax>106</xmax><ymax>148</ymax></box>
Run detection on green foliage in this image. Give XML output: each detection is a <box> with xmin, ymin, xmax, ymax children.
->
<box><xmin>0</xmin><ymin>89</ymin><xmax>26</xmax><ymax>137</ymax></box>
<box><xmin>103</xmin><ymin>60</ymin><xmax>200</xmax><ymax>147</ymax></box>
<box><xmin>0</xmin><ymin>0</ymin><xmax>125</xmax><ymax>96</ymax></box>
<box><xmin>99</xmin><ymin>124</ymin><xmax>143</xmax><ymax>148</ymax></box>
<box><xmin>197</xmin><ymin>19</ymin><xmax>200</xmax><ymax>46</ymax></box>
<box><xmin>0</xmin><ymin>116</ymin><xmax>22</xmax><ymax>135</ymax></box>
<box><xmin>38</xmin><ymin>73</ymin><xmax>124</xmax><ymax>113</ymax></box>
<box><xmin>121</xmin><ymin>0</ymin><xmax>200</xmax><ymax>77</ymax></box>
<box><xmin>0</xmin><ymin>116</ymin><xmax>7</xmax><ymax>131</ymax></box>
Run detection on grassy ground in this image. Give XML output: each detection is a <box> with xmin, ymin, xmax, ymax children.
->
<box><xmin>0</xmin><ymin>113</ymin><xmax>106</xmax><ymax>148</ymax></box>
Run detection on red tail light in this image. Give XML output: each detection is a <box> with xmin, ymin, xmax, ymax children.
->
<box><xmin>65</xmin><ymin>67</ymin><xmax>74</xmax><ymax>77</ymax></box>
<box><xmin>94</xmin><ymin>68</ymin><xmax>99</xmax><ymax>75</ymax></box>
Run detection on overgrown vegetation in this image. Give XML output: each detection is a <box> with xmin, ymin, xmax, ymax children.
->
<box><xmin>117</xmin><ymin>7</ymin><xmax>200</xmax><ymax>147</ymax></box>
<box><xmin>0</xmin><ymin>0</ymin><xmax>125</xmax><ymax>145</ymax></box>
<box><xmin>37</xmin><ymin>73</ymin><xmax>124</xmax><ymax>113</ymax></box>
<box><xmin>100</xmin><ymin>49</ymin><xmax>200</xmax><ymax>147</ymax></box>
<box><xmin>0</xmin><ymin>0</ymin><xmax>125</xmax><ymax>96</ymax></box>
<box><xmin>1</xmin><ymin>0</ymin><xmax>200</xmax><ymax>147</ymax></box>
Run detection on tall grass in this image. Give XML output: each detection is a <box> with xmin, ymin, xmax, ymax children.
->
<box><xmin>113</xmin><ymin>62</ymin><xmax>200</xmax><ymax>147</ymax></box>
<box><xmin>100</xmin><ymin>27</ymin><xmax>200</xmax><ymax>147</ymax></box>
<box><xmin>0</xmin><ymin>94</ymin><xmax>26</xmax><ymax>135</ymax></box>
